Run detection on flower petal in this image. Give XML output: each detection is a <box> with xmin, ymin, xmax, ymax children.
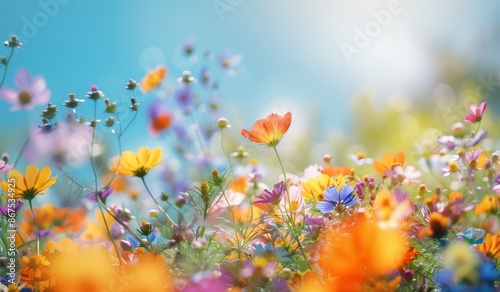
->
<box><xmin>15</xmin><ymin>68</ymin><xmax>32</xmax><ymax>89</ymax></box>
<box><xmin>323</xmin><ymin>186</ymin><xmax>338</xmax><ymax>203</ymax></box>
<box><xmin>316</xmin><ymin>201</ymin><xmax>334</xmax><ymax>214</ymax></box>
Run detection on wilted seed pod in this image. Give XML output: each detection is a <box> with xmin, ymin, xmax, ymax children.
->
<box><xmin>139</xmin><ymin>220</ymin><xmax>154</xmax><ymax>236</ymax></box>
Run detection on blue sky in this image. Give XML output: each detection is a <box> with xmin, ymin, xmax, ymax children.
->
<box><xmin>2</xmin><ymin>0</ymin><xmax>500</xmax><ymax>148</ymax></box>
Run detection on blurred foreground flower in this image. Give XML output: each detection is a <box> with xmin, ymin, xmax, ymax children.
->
<box><xmin>241</xmin><ymin>112</ymin><xmax>292</xmax><ymax>147</ymax></box>
<box><xmin>0</xmin><ymin>68</ymin><xmax>51</xmax><ymax>110</ymax></box>
<box><xmin>307</xmin><ymin>213</ymin><xmax>407</xmax><ymax>291</ymax></box>
<box><xmin>110</xmin><ymin>146</ymin><xmax>164</xmax><ymax>178</ymax></box>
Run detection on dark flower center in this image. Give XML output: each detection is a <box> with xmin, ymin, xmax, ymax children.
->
<box><xmin>18</xmin><ymin>89</ymin><xmax>32</xmax><ymax>105</ymax></box>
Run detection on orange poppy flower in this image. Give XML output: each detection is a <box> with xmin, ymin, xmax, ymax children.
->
<box><xmin>241</xmin><ymin>112</ymin><xmax>292</xmax><ymax>147</ymax></box>
<box><xmin>140</xmin><ymin>65</ymin><xmax>167</xmax><ymax>92</ymax></box>
<box><xmin>476</xmin><ymin>233</ymin><xmax>500</xmax><ymax>259</ymax></box>
<box><xmin>373</xmin><ymin>151</ymin><xmax>406</xmax><ymax>177</ymax></box>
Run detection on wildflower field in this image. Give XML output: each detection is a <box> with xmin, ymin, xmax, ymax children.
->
<box><xmin>0</xmin><ymin>32</ymin><xmax>499</xmax><ymax>292</ymax></box>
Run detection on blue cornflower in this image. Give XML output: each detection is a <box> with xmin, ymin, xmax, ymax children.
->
<box><xmin>316</xmin><ymin>185</ymin><xmax>360</xmax><ymax>214</ymax></box>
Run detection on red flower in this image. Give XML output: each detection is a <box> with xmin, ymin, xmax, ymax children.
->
<box><xmin>241</xmin><ymin>112</ymin><xmax>292</xmax><ymax>147</ymax></box>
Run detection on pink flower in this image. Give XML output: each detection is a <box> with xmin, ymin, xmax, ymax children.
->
<box><xmin>0</xmin><ymin>160</ymin><xmax>13</xmax><ymax>173</ymax></box>
<box><xmin>0</xmin><ymin>68</ymin><xmax>51</xmax><ymax>110</ymax></box>
<box><xmin>465</xmin><ymin>102</ymin><xmax>487</xmax><ymax>123</ymax></box>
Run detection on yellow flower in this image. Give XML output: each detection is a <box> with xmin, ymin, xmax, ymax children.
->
<box><xmin>109</xmin><ymin>146</ymin><xmax>164</xmax><ymax>178</ymax></box>
<box><xmin>301</xmin><ymin>174</ymin><xmax>335</xmax><ymax>203</ymax></box>
<box><xmin>1</xmin><ymin>165</ymin><xmax>57</xmax><ymax>201</ymax></box>
<box><xmin>474</xmin><ymin>194</ymin><xmax>499</xmax><ymax>215</ymax></box>
<box><xmin>476</xmin><ymin>233</ymin><xmax>500</xmax><ymax>259</ymax></box>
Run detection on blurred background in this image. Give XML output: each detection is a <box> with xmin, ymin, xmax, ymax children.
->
<box><xmin>1</xmin><ymin>0</ymin><xmax>500</xmax><ymax>178</ymax></box>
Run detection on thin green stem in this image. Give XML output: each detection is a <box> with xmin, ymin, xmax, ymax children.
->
<box><xmin>96</xmin><ymin>199</ymin><xmax>123</xmax><ymax>265</ymax></box>
<box><xmin>272</xmin><ymin>146</ymin><xmax>294</xmax><ymax>225</ymax></box>
<box><xmin>141</xmin><ymin>177</ymin><xmax>175</xmax><ymax>226</ymax></box>
<box><xmin>28</xmin><ymin>200</ymin><xmax>39</xmax><ymax>255</ymax></box>
<box><xmin>220</xmin><ymin>129</ymin><xmax>234</xmax><ymax>177</ymax></box>
<box><xmin>89</xmin><ymin>100</ymin><xmax>99</xmax><ymax>191</ymax></box>
<box><xmin>0</xmin><ymin>48</ymin><xmax>14</xmax><ymax>90</ymax></box>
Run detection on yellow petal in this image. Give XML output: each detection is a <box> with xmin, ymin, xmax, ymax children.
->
<box><xmin>24</xmin><ymin>165</ymin><xmax>39</xmax><ymax>189</ymax></box>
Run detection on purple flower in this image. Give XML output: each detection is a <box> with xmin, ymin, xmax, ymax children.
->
<box><xmin>175</xmin><ymin>83</ymin><xmax>193</xmax><ymax>113</ymax></box>
<box><xmin>316</xmin><ymin>185</ymin><xmax>359</xmax><ymax>214</ymax></box>
<box><xmin>88</xmin><ymin>186</ymin><xmax>113</xmax><ymax>203</ymax></box>
<box><xmin>468</xmin><ymin>129</ymin><xmax>487</xmax><ymax>147</ymax></box>
<box><xmin>437</xmin><ymin>135</ymin><xmax>458</xmax><ymax>150</ymax></box>
<box><xmin>254</xmin><ymin>182</ymin><xmax>286</xmax><ymax>206</ymax></box>
<box><xmin>0</xmin><ymin>200</ymin><xmax>23</xmax><ymax>217</ymax></box>
<box><xmin>493</xmin><ymin>173</ymin><xmax>500</xmax><ymax>194</ymax></box>
<box><xmin>0</xmin><ymin>68</ymin><xmax>51</xmax><ymax>110</ymax></box>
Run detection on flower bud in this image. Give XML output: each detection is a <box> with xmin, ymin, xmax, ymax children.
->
<box><xmin>211</xmin><ymin>169</ymin><xmax>223</xmax><ymax>185</ymax></box>
<box><xmin>200</xmin><ymin>181</ymin><xmax>210</xmax><ymax>202</ymax></box>
<box><xmin>63</xmin><ymin>93</ymin><xmax>84</xmax><ymax>108</ymax></box>
<box><xmin>161</xmin><ymin>192</ymin><xmax>169</xmax><ymax>201</ymax></box>
<box><xmin>451</xmin><ymin>122</ymin><xmax>466</xmax><ymax>138</ymax></box>
<box><xmin>86</xmin><ymin>85</ymin><xmax>104</xmax><ymax>101</ymax></box>
<box><xmin>126</xmin><ymin>79</ymin><xmax>138</xmax><ymax>90</ymax></box>
<box><xmin>175</xmin><ymin>195</ymin><xmax>186</xmax><ymax>208</ymax></box>
<box><xmin>148</xmin><ymin>209</ymin><xmax>159</xmax><ymax>217</ymax></box>
<box><xmin>105</xmin><ymin>117</ymin><xmax>115</xmax><ymax>127</ymax></box>
<box><xmin>41</xmin><ymin>103</ymin><xmax>58</xmax><ymax>120</ymax></box>
<box><xmin>323</xmin><ymin>154</ymin><xmax>332</xmax><ymax>164</ymax></box>
<box><xmin>120</xmin><ymin>240</ymin><xmax>132</xmax><ymax>252</ymax></box>
<box><xmin>217</xmin><ymin>118</ymin><xmax>229</xmax><ymax>129</ymax></box>
<box><xmin>418</xmin><ymin>184</ymin><xmax>428</xmax><ymax>196</ymax></box>
<box><xmin>4</xmin><ymin>35</ymin><xmax>22</xmax><ymax>48</ymax></box>
<box><xmin>139</xmin><ymin>220</ymin><xmax>154</xmax><ymax>236</ymax></box>
<box><xmin>2</xmin><ymin>153</ymin><xmax>9</xmax><ymax>164</ymax></box>
<box><xmin>130</xmin><ymin>97</ymin><xmax>139</xmax><ymax>111</ymax></box>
